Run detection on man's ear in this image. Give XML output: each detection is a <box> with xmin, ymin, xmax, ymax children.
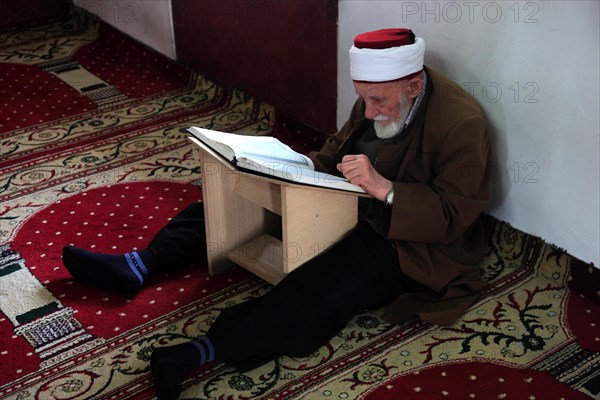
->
<box><xmin>404</xmin><ymin>76</ymin><xmax>424</xmax><ymax>100</ymax></box>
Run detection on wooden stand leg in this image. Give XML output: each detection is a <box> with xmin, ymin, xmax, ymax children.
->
<box><xmin>200</xmin><ymin>150</ymin><xmax>268</xmax><ymax>276</ymax></box>
<box><xmin>281</xmin><ymin>186</ymin><xmax>357</xmax><ymax>272</ymax></box>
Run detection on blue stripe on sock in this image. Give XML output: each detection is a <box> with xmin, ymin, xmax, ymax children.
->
<box><xmin>124</xmin><ymin>253</ymin><xmax>144</xmax><ymax>285</ymax></box>
<box><xmin>191</xmin><ymin>338</ymin><xmax>207</xmax><ymax>366</ymax></box>
<box><xmin>197</xmin><ymin>335</ymin><xmax>215</xmax><ymax>363</ymax></box>
<box><xmin>131</xmin><ymin>251</ymin><xmax>149</xmax><ymax>278</ymax></box>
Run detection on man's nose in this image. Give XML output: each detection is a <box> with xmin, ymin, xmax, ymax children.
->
<box><xmin>364</xmin><ymin>102</ymin><xmax>379</xmax><ymax>120</ymax></box>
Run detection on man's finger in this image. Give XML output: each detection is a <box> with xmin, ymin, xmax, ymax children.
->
<box><xmin>341</xmin><ymin>154</ymin><xmax>364</xmax><ymax>163</ymax></box>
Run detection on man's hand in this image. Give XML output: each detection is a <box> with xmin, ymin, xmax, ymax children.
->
<box><xmin>336</xmin><ymin>154</ymin><xmax>393</xmax><ymax>202</ymax></box>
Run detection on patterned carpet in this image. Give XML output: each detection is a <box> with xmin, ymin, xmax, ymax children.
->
<box><xmin>1</xmin><ymin>7</ymin><xmax>599</xmax><ymax>400</ymax></box>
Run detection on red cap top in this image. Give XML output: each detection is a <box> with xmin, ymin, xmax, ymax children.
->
<box><xmin>354</xmin><ymin>28</ymin><xmax>415</xmax><ymax>49</ymax></box>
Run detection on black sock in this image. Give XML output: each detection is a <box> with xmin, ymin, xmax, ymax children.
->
<box><xmin>151</xmin><ymin>336</ymin><xmax>215</xmax><ymax>400</ymax></box>
<box><xmin>62</xmin><ymin>246</ymin><xmax>157</xmax><ymax>294</ymax></box>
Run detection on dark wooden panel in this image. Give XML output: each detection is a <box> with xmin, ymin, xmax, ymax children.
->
<box><xmin>172</xmin><ymin>0</ymin><xmax>337</xmax><ymax>133</ymax></box>
<box><xmin>0</xmin><ymin>0</ymin><xmax>71</xmax><ymax>30</ymax></box>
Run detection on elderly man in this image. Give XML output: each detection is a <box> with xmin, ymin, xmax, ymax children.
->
<box><xmin>62</xmin><ymin>28</ymin><xmax>492</xmax><ymax>399</ymax></box>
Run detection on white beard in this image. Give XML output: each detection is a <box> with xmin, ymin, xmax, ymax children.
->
<box><xmin>373</xmin><ymin>94</ymin><xmax>411</xmax><ymax>139</ymax></box>
<box><xmin>373</xmin><ymin>118</ymin><xmax>403</xmax><ymax>139</ymax></box>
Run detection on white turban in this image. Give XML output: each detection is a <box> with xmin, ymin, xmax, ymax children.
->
<box><xmin>349</xmin><ymin>29</ymin><xmax>425</xmax><ymax>82</ymax></box>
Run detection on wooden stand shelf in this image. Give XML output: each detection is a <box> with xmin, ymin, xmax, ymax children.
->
<box><xmin>193</xmin><ymin>139</ymin><xmax>363</xmax><ymax>285</ymax></box>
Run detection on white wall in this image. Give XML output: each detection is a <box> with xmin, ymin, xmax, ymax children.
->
<box><xmin>339</xmin><ymin>1</ymin><xmax>599</xmax><ymax>267</ymax></box>
<box><xmin>73</xmin><ymin>0</ymin><xmax>176</xmax><ymax>59</ymax></box>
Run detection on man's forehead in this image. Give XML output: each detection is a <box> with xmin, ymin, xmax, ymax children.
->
<box><xmin>353</xmin><ymin>80</ymin><xmax>399</xmax><ymax>95</ymax></box>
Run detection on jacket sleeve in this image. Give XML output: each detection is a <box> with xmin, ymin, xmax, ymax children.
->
<box><xmin>388</xmin><ymin>114</ymin><xmax>493</xmax><ymax>244</ymax></box>
<box><xmin>309</xmin><ymin>99</ymin><xmax>365</xmax><ymax>174</ymax></box>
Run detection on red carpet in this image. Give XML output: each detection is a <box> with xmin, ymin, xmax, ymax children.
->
<box><xmin>1</xmin><ymin>7</ymin><xmax>599</xmax><ymax>400</ymax></box>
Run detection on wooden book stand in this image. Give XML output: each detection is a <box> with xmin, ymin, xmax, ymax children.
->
<box><xmin>194</xmin><ymin>140</ymin><xmax>364</xmax><ymax>284</ymax></box>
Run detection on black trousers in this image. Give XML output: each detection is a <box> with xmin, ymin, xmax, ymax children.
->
<box><xmin>148</xmin><ymin>202</ymin><xmax>404</xmax><ymax>372</ymax></box>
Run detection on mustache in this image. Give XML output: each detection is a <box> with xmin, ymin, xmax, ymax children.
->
<box><xmin>372</xmin><ymin>114</ymin><xmax>391</xmax><ymax>121</ymax></box>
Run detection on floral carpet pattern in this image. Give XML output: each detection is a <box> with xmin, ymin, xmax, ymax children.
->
<box><xmin>1</xmin><ymin>7</ymin><xmax>599</xmax><ymax>400</ymax></box>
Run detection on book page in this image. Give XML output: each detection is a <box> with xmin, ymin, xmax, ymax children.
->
<box><xmin>238</xmin><ymin>157</ymin><xmax>366</xmax><ymax>194</ymax></box>
<box><xmin>188</xmin><ymin>127</ymin><xmax>313</xmax><ymax>169</ymax></box>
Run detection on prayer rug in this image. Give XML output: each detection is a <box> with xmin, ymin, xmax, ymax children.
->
<box><xmin>1</xmin><ymin>7</ymin><xmax>599</xmax><ymax>400</ymax></box>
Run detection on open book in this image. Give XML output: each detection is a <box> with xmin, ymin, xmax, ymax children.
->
<box><xmin>187</xmin><ymin>127</ymin><xmax>365</xmax><ymax>194</ymax></box>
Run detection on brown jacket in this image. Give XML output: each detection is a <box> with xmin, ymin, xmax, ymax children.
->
<box><xmin>309</xmin><ymin>67</ymin><xmax>493</xmax><ymax>326</ymax></box>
